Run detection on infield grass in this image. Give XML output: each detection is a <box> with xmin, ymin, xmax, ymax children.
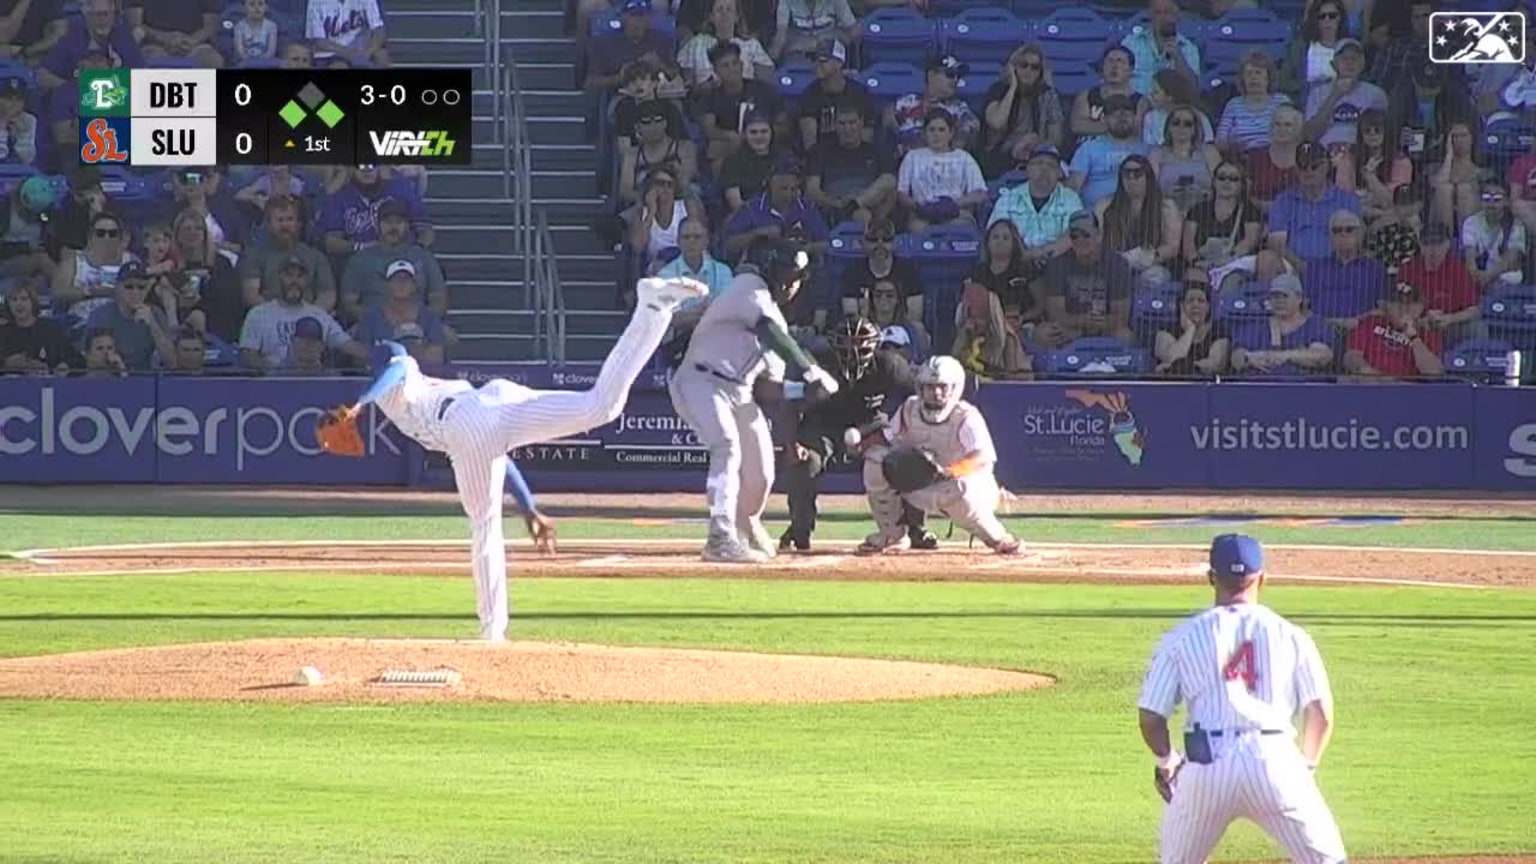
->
<box><xmin>0</xmin><ymin>513</ymin><xmax>1533</xmax><ymax>863</ymax></box>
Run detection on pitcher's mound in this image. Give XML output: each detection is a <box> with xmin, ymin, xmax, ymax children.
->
<box><xmin>0</xmin><ymin>638</ymin><xmax>1053</xmax><ymax>704</ymax></box>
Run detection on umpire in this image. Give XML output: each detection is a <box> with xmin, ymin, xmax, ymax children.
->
<box><xmin>778</xmin><ymin>316</ymin><xmax>936</xmax><ymax>552</ymax></box>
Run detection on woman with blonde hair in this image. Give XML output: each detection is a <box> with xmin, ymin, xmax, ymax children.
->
<box><xmin>979</xmin><ymin>44</ymin><xmax>1064</xmax><ymax>178</ymax></box>
<box><xmin>1216</xmin><ymin>52</ymin><xmax>1291</xmax><ymax>154</ymax></box>
<box><xmin>952</xmin><ymin>280</ymin><xmax>1031</xmax><ymax>379</ymax></box>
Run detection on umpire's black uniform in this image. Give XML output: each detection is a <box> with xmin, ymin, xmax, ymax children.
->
<box><xmin>780</xmin><ymin>346</ymin><xmax>930</xmax><ymax>550</ymax></box>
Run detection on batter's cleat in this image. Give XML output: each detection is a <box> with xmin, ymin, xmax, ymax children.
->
<box><xmin>779</xmin><ymin>528</ymin><xmax>810</xmax><ymax>552</ymax></box>
<box><xmin>857</xmin><ymin>530</ymin><xmax>911</xmax><ymax>556</ymax></box>
<box><xmin>908</xmin><ymin>526</ymin><xmax>939</xmax><ymax>550</ymax></box>
<box><xmin>742</xmin><ymin>519</ymin><xmax>777</xmax><ymax>559</ymax></box>
<box><xmin>991</xmin><ymin>536</ymin><xmax>1023</xmax><ymax>556</ymax></box>
<box><xmin>702</xmin><ymin>532</ymin><xmax>769</xmax><ymax>564</ymax></box>
<box><xmin>636</xmin><ymin>276</ymin><xmax>708</xmax><ymax>311</ymax></box>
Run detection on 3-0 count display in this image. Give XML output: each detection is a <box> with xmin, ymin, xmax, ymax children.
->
<box><xmin>215</xmin><ymin>69</ymin><xmax>473</xmax><ymax>166</ymax></box>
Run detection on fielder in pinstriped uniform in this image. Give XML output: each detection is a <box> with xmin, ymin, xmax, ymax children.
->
<box><xmin>340</xmin><ymin>277</ymin><xmax>709</xmax><ymax>642</ymax></box>
<box><xmin>1138</xmin><ymin>534</ymin><xmax>1348</xmax><ymax>864</ymax></box>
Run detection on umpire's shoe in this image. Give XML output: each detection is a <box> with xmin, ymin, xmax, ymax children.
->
<box><xmin>778</xmin><ymin>528</ymin><xmax>810</xmax><ymax>552</ymax></box>
<box><xmin>908</xmin><ymin>526</ymin><xmax>939</xmax><ymax>550</ymax></box>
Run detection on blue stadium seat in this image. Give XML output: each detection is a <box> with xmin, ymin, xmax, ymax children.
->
<box><xmin>859</xmin><ymin>62</ymin><xmax>925</xmax><ymax>103</ymax></box>
<box><xmin>824</xmin><ymin>221</ymin><xmax>869</xmax><ymax>303</ymax></box>
<box><xmin>590</xmin><ymin>10</ymin><xmax>676</xmax><ymax>39</ymax></box>
<box><xmin>1482</xmin><ymin>117</ymin><xmax>1536</xmax><ymax>177</ymax></box>
<box><xmin>775</xmin><ymin>59</ymin><xmax>817</xmax><ymax>102</ymax></box>
<box><xmin>1443</xmin><ymin>337</ymin><xmax>1518</xmax><ymax>382</ymax></box>
<box><xmin>1038</xmin><ymin>336</ymin><xmax>1149</xmax><ymax>375</ymax></box>
<box><xmin>955</xmin><ymin>62</ymin><xmax>1000</xmax><ymax>114</ymax></box>
<box><xmin>204</xmin><ymin>334</ymin><xmax>240</xmax><ymax>367</ymax></box>
<box><xmin>1036</xmin><ymin>9</ymin><xmax>1116</xmax><ymax>69</ymax></box>
<box><xmin>1481</xmin><ymin>283</ymin><xmax>1536</xmax><ymax>338</ymax></box>
<box><xmin>0</xmin><ymin>164</ymin><xmax>39</xmax><ymax>183</ymax></box>
<box><xmin>1215</xmin><ymin>281</ymin><xmax>1271</xmax><ymax>325</ymax></box>
<box><xmin>1012</xmin><ymin>0</ymin><xmax>1061</xmax><ymax>17</ymax></box>
<box><xmin>901</xmin><ymin>222</ymin><xmax>982</xmax><ymax>349</ymax></box>
<box><xmin>1119</xmin><ymin>11</ymin><xmax>1208</xmax><ymax>43</ymax></box>
<box><xmin>1202</xmin><ymin>10</ymin><xmax>1292</xmax><ymax>69</ymax></box>
<box><xmin>940</xmin><ymin>7</ymin><xmax>1031</xmax><ymax>66</ymax></box>
<box><xmin>859</xmin><ymin>7</ymin><xmax>939</xmax><ymax>67</ymax></box>
<box><xmin>1132</xmin><ymin>282</ymin><xmax>1180</xmax><ymax>335</ymax></box>
<box><xmin>1050</xmin><ymin>67</ymin><xmax>1099</xmax><ymax>99</ymax></box>
<box><xmin>0</xmin><ymin>63</ymin><xmax>35</xmax><ymax>89</ymax></box>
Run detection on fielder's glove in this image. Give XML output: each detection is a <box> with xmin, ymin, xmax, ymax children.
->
<box><xmin>881</xmin><ymin>446</ymin><xmax>947</xmax><ymax>494</ymax></box>
<box><xmin>315</xmin><ymin>405</ymin><xmax>365</xmax><ymax>457</ymax></box>
<box><xmin>524</xmin><ymin>510</ymin><xmax>558</xmax><ymax>555</ymax></box>
<box><xmin>1153</xmin><ymin>753</ymin><xmax>1184</xmax><ymax>803</ymax></box>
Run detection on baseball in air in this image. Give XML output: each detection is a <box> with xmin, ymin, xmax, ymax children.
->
<box><xmin>843</xmin><ymin>427</ymin><xmax>861</xmax><ymax>449</ymax></box>
<box><xmin>294</xmin><ymin>666</ymin><xmax>324</xmax><ymax>686</ymax></box>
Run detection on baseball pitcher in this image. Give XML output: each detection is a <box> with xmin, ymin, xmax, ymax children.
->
<box><xmin>851</xmin><ymin>355</ymin><xmax>1020</xmax><ymax>555</ymax></box>
<box><xmin>314</xmin><ymin>276</ymin><xmax>707</xmax><ymax>642</ymax></box>
<box><xmin>779</xmin><ymin>316</ymin><xmax>935</xmax><ymax>552</ymax></box>
<box><xmin>1138</xmin><ymin>534</ymin><xmax>1347</xmax><ymax>864</ymax></box>
<box><xmin>669</xmin><ymin>237</ymin><xmax>841</xmax><ymax>563</ymax></box>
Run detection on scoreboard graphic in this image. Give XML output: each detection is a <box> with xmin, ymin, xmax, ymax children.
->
<box><xmin>78</xmin><ymin>68</ymin><xmax>473</xmax><ymax>167</ymax></box>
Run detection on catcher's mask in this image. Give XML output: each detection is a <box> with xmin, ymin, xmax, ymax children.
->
<box><xmin>830</xmin><ymin>316</ymin><xmax>880</xmax><ymax>379</ymax></box>
<box><xmin>741</xmin><ymin>236</ymin><xmax>810</xmax><ymax>304</ymax></box>
<box><xmin>915</xmin><ymin>355</ymin><xmax>965</xmax><ymax>424</ymax></box>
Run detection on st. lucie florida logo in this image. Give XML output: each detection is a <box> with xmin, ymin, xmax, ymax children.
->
<box><xmin>1066</xmin><ymin>390</ymin><xmax>1145</xmax><ymax>466</ymax></box>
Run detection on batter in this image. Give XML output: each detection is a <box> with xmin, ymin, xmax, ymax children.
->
<box><xmin>323</xmin><ymin>276</ymin><xmax>707</xmax><ymax>641</ymax></box>
<box><xmin>1138</xmin><ymin>534</ymin><xmax>1348</xmax><ymax>864</ymax></box>
<box><xmin>670</xmin><ymin>237</ymin><xmax>841</xmax><ymax>563</ymax></box>
<box><xmin>853</xmin><ymin>355</ymin><xmax>1020</xmax><ymax>555</ymax></box>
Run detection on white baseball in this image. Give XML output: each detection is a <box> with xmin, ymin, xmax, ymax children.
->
<box><xmin>843</xmin><ymin>427</ymin><xmax>861</xmax><ymax>449</ymax></box>
<box><xmin>294</xmin><ymin>666</ymin><xmax>324</xmax><ymax>686</ymax></box>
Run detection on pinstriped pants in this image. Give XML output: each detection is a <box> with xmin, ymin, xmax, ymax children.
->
<box><xmin>1162</xmin><ymin>734</ymin><xmax>1347</xmax><ymax>864</ymax></box>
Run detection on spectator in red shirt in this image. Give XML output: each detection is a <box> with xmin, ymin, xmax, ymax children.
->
<box><xmin>1342</xmin><ymin>280</ymin><xmax>1444</xmax><ymax>379</ymax></box>
<box><xmin>1398</xmin><ymin>222</ymin><xmax>1483</xmax><ymax>346</ymax></box>
<box><xmin>1509</xmin><ymin>137</ymin><xmax>1536</xmax><ymax>233</ymax></box>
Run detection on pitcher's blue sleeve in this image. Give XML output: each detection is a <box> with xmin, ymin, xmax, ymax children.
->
<box><xmin>504</xmin><ymin>459</ymin><xmax>537</xmax><ymax>513</ymax></box>
<box><xmin>355</xmin><ymin>361</ymin><xmax>407</xmax><ymax>406</ymax></box>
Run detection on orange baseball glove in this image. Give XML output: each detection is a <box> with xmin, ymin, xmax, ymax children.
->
<box><xmin>316</xmin><ymin>405</ymin><xmax>365</xmax><ymax>457</ymax></box>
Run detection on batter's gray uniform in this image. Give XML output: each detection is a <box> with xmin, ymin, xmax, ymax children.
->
<box><xmin>669</xmin><ymin>272</ymin><xmax>787</xmax><ymax>554</ymax></box>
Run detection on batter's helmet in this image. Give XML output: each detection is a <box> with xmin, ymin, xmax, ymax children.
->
<box><xmin>829</xmin><ymin>316</ymin><xmax>881</xmax><ymax>379</ymax></box>
<box><xmin>741</xmin><ymin>237</ymin><xmax>810</xmax><ymax>302</ymax></box>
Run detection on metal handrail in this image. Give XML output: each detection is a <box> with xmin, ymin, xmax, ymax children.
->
<box><xmin>536</xmin><ymin>210</ymin><xmax>568</xmax><ymax>363</ymax></box>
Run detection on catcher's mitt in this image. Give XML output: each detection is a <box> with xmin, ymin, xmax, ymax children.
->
<box><xmin>315</xmin><ymin>405</ymin><xmax>365</xmax><ymax>457</ymax></box>
<box><xmin>524</xmin><ymin>510</ymin><xmax>558</xmax><ymax>555</ymax></box>
<box><xmin>881</xmin><ymin>446</ymin><xmax>946</xmax><ymax>494</ymax></box>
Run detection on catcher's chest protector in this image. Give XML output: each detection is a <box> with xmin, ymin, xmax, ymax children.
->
<box><xmin>896</xmin><ymin>397</ymin><xmax>974</xmax><ymax>465</ymax></box>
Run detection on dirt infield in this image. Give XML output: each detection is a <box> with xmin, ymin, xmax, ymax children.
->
<box><xmin>6</xmin><ymin>539</ymin><xmax>1533</xmax><ymax>587</ymax></box>
<box><xmin>0</xmin><ymin>638</ymin><xmax>1052</xmax><ymax>704</ymax></box>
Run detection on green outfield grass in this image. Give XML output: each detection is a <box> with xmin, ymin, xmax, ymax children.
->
<box><xmin>0</xmin><ymin>512</ymin><xmax>1533</xmax><ymax>863</ymax></box>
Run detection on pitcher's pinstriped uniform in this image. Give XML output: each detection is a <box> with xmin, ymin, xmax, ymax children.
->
<box><xmin>364</xmin><ymin>278</ymin><xmax>705</xmax><ymax>642</ymax></box>
<box><xmin>1139</xmin><ymin>602</ymin><xmax>1347</xmax><ymax>864</ymax></box>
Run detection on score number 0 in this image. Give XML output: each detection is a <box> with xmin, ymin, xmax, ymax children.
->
<box><xmin>231</xmin><ymin>82</ymin><xmax>256</xmax><ymax>156</ymax></box>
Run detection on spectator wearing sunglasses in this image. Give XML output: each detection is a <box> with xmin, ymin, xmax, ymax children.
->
<box><xmin>52</xmin><ymin>211</ymin><xmax>137</xmax><ymax>322</ymax></box>
<box><xmin>1305</xmin><ymin>209</ymin><xmax>1388</xmax><ymax>333</ymax></box>
<box><xmin>840</xmin><ymin>219</ymin><xmax>922</xmax><ymax>326</ymax></box>
<box><xmin>1463</xmin><ymin>175</ymin><xmax>1527</xmax><ymax>288</ymax></box>
<box><xmin>1183</xmin><ymin>160</ymin><xmax>1262</xmax><ymax>270</ymax></box>
<box><xmin>978</xmin><ymin>45</ymin><xmax>1064</xmax><ymax>178</ymax></box>
<box><xmin>796</xmin><ymin>38</ymin><xmax>876</xmax><ymax>153</ymax></box>
<box><xmin>888</xmin><ymin>54</ymin><xmax>982</xmax><ymax>157</ymax></box>
<box><xmin>1265</xmin><ymin>141</ymin><xmax>1361</xmax><ymax>273</ymax></box>
<box><xmin>1041</xmin><ymin>210</ymin><xmax>1137</xmax><ymax>347</ymax></box>
<box><xmin>989</xmin><ymin>145</ymin><xmax>1081</xmax><ymax>274</ymax></box>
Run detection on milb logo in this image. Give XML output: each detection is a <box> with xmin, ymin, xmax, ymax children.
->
<box><xmin>368</xmin><ymin>130</ymin><xmax>456</xmax><ymax>158</ymax></box>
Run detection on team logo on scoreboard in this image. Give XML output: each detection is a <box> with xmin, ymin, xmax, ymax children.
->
<box><xmin>368</xmin><ymin>130</ymin><xmax>457</xmax><ymax>158</ymax></box>
<box><xmin>79</xmin><ymin>117</ymin><xmax>131</xmax><ymax>165</ymax></box>
<box><xmin>1429</xmin><ymin>11</ymin><xmax>1527</xmax><ymax>64</ymax></box>
<box><xmin>78</xmin><ymin>70</ymin><xmax>129</xmax><ymax>116</ymax></box>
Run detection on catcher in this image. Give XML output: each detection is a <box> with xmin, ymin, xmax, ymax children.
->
<box><xmin>778</xmin><ymin>316</ymin><xmax>936</xmax><ymax>552</ymax></box>
<box><xmin>850</xmin><ymin>354</ymin><xmax>1021</xmax><ymax>555</ymax></box>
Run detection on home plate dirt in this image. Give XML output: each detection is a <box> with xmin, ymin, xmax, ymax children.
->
<box><xmin>0</xmin><ymin>638</ymin><xmax>1054</xmax><ymax>704</ymax></box>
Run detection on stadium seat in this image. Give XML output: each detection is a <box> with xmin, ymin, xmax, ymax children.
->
<box><xmin>1119</xmin><ymin>11</ymin><xmax>1208</xmax><ymax>43</ymax></box>
<box><xmin>775</xmin><ymin>59</ymin><xmax>817</xmax><ymax>102</ymax></box>
<box><xmin>1482</xmin><ymin>117</ymin><xmax>1536</xmax><ymax>177</ymax></box>
<box><xmin>0</xmin><ymin>62</ymin><xmax>35</xmax><ymax>89</ymax></box>
<box><xmin>901</xmin><ymin>223</ymin><xmax>982</xmax><ymax>349</ymax></box>
<box><xmin>590</xmin><ymin>10</ymin><xmax>675</xmax><ymax>39</ymax></box>
<box><xmin>1215</xmin><ymin>282</ymin><xmax>1271</xmax><ymax>325</ymax></box>
<box><xmin>1443</xmin><ymin>337</ymin><xmax>1519</xmax><ymax>383</ymax></box>
<box><xmin>0</xmin><ymin>164</ymin><xmax>39</xmax><ymax>183</ymax></box>
<box><xmin>940</xmin><ymin>7</ymin><xmax>1031</xmax><ymax>66</ymax></box>
<box><xmin>1038</xmin><ymin>337</ymin><xmax>1150</xmax><ymax>376</ymax></box>
<box><xmin>955</xmin><ymin>62</ymin><xmax>1001</xmax><ymax>114</ymax></box>
<box><xmin>859</xmin><ymin>7</ymin><xmax>939</xmax><ymax>68</ymax></box>
<box><xmin>1202</xmin><ymin>10</ymin><xmax>1292</xmax><ymax>69</ymax></box>
<box><xmin>1481</xmin><ymin>283</ymin><xmax>1536</xmax><ymax>338</ymax></box>
<box><xmin>1036</xmin><ymin>9</ymin><xmax>1116</xmax><ymax>69</ymax></box>
<box><xmin>1012</xmin><ymin>0</ymin><xmax>1061</xmax><ymax>19</ymax></box>
<box><xmin>859</xmin><ymin>62</ymin><xmax>925</xmax><ymax>104</ymax></box>
<box><xmin>824</xmin><ymin>221</ymin><xmax>869</xmax><ymax>290</ymax></box>
<box><xmin>1050</xmin><ymin>67</ymin><xmax>1099</xmax><ymax>100</ymax></box>
<box><xmin>1132</xmin><ymin>282</ymin><xmax>1181</xmax><ymax>336</ymax></box>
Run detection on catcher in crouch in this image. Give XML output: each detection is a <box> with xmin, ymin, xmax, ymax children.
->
<box><xmin>779</xmin><ymin>316</ymin><xmax>936</xmax><ymax>552</ymax></box>
<box><xmin>849</xmin><ymin>354</ymin><xmax>1021</xmax><ymax>555</ymax></box>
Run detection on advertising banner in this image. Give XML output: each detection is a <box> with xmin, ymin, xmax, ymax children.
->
<box><xmin>1205</xmin><ymin>383</ymin><xmax>1476</xmax><ymax>489</ymax></box>
<box><xmin>1472</xmin><ymin>386</ymin><xmax>1536</xmax><ymax>491</ymax></box>
<box><xmin>976</xmin><ymin>383</ymin><xmax>1211</xmax><ymax>489</ymax></box>
<box><xmin>0</xmin><ymin>377</ymin><xmax>159</xmax><ymax>484</ymax></box>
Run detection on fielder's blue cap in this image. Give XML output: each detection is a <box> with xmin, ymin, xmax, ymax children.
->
<box><xmin>1210</xmin><ymin>533</ymin><xmax>1265</xmax><ymax>583</ymax></box>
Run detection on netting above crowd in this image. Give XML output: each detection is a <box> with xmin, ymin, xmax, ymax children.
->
<box><xmin>583</xmin><ymin>0</ymin><xmax>1536</xmax><ymax>383</ymax></box>
<box><xmin>0</xmin><ymin>0</ymin><xmax>443</xmax><ymax>378</ymax></box>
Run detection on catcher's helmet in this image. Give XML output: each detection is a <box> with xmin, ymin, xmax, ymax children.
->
<box><xmin>830</xmin><ymin>316</ymin><xmax>881</xmax><ymax>379</ymax></box>
<box><xmin>741</xmin><ymin>237</ymin><xmax>810</xmax><ymax>302</ymax></box>
<box><xmin>915</xmin><ymin>355</ymin><xmax>965</xmax><ymax>424</ymax></box>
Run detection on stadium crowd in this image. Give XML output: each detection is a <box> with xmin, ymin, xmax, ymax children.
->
<box><xmin>0</xmin><ymin>0</ymin><xmax>445</xmax><ymax>376</ymax></box>
<box><xmin>586</xmin><ymin>0</ymin><xmax>1535</xmax><ymax>382</ymax></box>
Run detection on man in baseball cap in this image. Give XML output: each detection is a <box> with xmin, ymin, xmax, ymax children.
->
<box><xmin>1266</xmin><ymin>141</ymin><xmax>1360</xmax><ymax>269</ymax></box>
<box><xmin>889</xmin><ymin>53</ymin><xmax>979</xmax><ymax>152</ymax></box>
<box><xmin>1209</xmin><ymin>533</ymin><xmax>1265</xmax><ymax>590</ymax></box>
<box><xmin>1310</xmin><ymin>38</ymin><xmax>1387</xmax><ymax>148</ymax></box>
<box><xmin>1068</xmin><ymin>94</ymin><xmax>1146</xmax><ymax>207</ymax></box>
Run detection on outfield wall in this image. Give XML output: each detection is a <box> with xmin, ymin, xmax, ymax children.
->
<box><xmin>0</xmin><ymin>371</ymin><xmax>1533</xmax><ymax>493</ymax></box>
